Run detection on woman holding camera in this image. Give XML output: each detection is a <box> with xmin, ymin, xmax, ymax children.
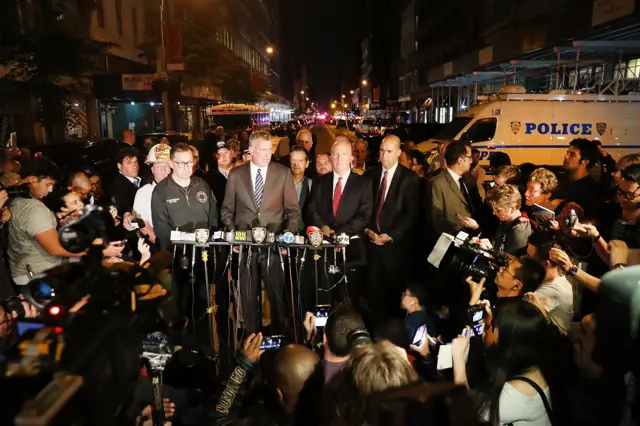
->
<box><xmin>457</xmin><ymin>184</ymin><xmax>532</xmax><ymax>256</ymax></box>
<box><xmin>452</xmin><ymin>299</ymin><xmax>561</xmax><ymax>425</ymax></box>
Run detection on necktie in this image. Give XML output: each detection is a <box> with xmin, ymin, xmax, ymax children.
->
<box><xmin>255</xmin><ymin>168</ymin><xmax>264</xmax><ymax>207</ymax></box>
<box><xmin>460</xmin><ymin>178</ymin><xmax>473</xmax><ymax>213</ymax></box>
<box><xmin>134</xmin><ymin>178</ymin><xmax>140</xmax><ymax>188</ymax></box>
<box><xmin>376</xmin><ymin>171</ymin><xmax>388</xmax><ymax>232</ymax></box>
<box><xmin>333</xmin><ymin>176</ymin><xmax>343</xmax><ymax>217</ymax></box>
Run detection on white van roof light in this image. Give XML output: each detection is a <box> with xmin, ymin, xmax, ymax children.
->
<box><xmin>497</xmin><ymin>85</ymin><xmax>527</xmax><ymax>95</ymax></box>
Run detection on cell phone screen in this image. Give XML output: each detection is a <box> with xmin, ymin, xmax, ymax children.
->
<box><xmin>467</xmin><ymin>306</ymin><xmax>486</xmax><ymax>338</ymax></box>
<box><xmin>260</xmin><ymin>335</ymin><xmax>283</xmax><ymax>350</ymax></box>
<box><xmin>314</xmin><ymin>305</ymin><xmax>331</xmax><ymax>327</ymax></box>
<box><xmin>413</xmin><ymin>324</ymin><xmax>426</xmax><ymax>346</ymax></box>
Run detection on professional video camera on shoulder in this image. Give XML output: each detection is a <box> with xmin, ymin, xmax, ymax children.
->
<box><xmin>428</xmin><ymin>231</ymin><xmax>510</xmax><ymax>282</ymax></box>
<box><xmin>0</xmin><ymin>204</ymin><xmax>180</xmax><ymax>425</ymax></box>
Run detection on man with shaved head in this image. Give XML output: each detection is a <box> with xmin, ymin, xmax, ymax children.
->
<box><xmin>363</xmin><ymin>135</ymin><xmax>420</xmax><ymax>320</ymax></box>
<box><xmin>307</xmin><ymin>135</ymin><xmax>373</xmax><ymax>307</ymax></box>
<box><xmin>274</xmin><ymin>344</ymin><xmax>321</xmax><ymax>415</ymax></box>
<box><xmin>67</xmin><ymin>172</ymin><xmax>92</xmax><ymax>203</ymax></box>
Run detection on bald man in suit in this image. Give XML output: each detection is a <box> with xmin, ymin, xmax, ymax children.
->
<box><xmin>221</xmin><ymin>131</ymin><xmax>300</xmax><ymax>334</ymax></box>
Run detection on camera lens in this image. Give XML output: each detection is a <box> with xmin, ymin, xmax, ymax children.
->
<box><xmin>27</xmin><ymin>279</ymin><xmax>57</xmax><ymax>309</ymax></box>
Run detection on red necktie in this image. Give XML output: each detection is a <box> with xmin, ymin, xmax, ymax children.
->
<box><xmin>333</xmin><ymin>177</ymin><xmax>343</xmax><ymax>216</ymax></box>
<box><xmin>376</xmin><ymin>171</ymin><xmax>388</xmax><ymax>232</ymax></box>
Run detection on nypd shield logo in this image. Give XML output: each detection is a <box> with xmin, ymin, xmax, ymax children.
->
<box><xmin>510</xmin><ymin>121</ymin><xmax>521</xmax><ymax>135</ymax></box>
<box><xmin>195</xmin><ymin>229</ymin><xmax>210</xmax><ymax>245</ymax></box>
<box><xmin>596</xmin><ymin>122</ymin><xmax>607</xmax><ymax>136</ymax></box>
<box><xmin>309</xmin><ymin>231</ymin><xmax>323</xmax><ymax>248</ymax></box>
<box><xmin>252</xmin><ymin>227</ymin><xmax>267</xmax><ymax>244</ymax></box>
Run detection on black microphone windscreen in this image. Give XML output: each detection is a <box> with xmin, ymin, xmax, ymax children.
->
<box><xmin>251</xmin><ymin>218</ymin><xmax>260</xmax><ymax>228</ymax></box>
<box><xmin>237</xmin><ymin>223</ymin><xmax>249</xmax><ymax>231</ymax></box>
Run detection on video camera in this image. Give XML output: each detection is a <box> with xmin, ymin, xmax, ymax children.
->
<box><xmin>428</xmin><ymin>232</ymin><xmax>509</xmax><ymax>283</ymax></box>
<box><xmin>0</xmin><ymin>204</ymin><xmax>180</xmax><ymax>426</ymax></box>
<box><xmin>0</xmin><ymin>182</ymin><xmax>30</xmax><ymax>199</ymax></box>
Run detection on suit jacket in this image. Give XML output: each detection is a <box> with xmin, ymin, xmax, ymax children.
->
<box><xmin>109</xmin><ymin>172</ymin><xmax>139</xmax><ymax>215</ymax></box>
<box><xmin>365</xmin><ymin>165</ymin><xmax>419</xmax><ymax>247</ymax></box>
<box><xmin>306</xmin><ymin>172</ymin><xmax>373</xmax><ymax>265</ymax></box>
<box><xmin>426</xmin><ymin>169</ymin><xmax>472</xmax><ymax>238</ymax></box>
<box><xmin>221</xmin><ymin>162</ymin><xmax>300</xmax><ymax>231</ymax></box>
<box><xmin>297</xmin><ymin>176</ymin><xmax>312</xmax><ymax>232</ymax></box>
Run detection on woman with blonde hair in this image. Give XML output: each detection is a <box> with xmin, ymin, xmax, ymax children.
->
<box><xmin>458</xmin><ymin>184</ymin><xmax>532</xmax><ymax>256</ymax></box>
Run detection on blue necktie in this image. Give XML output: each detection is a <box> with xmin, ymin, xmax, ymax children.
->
<box><xmin>255</xmin><ymin>169</ymin><xmax>264</xmax><ymax>207</ymax></box>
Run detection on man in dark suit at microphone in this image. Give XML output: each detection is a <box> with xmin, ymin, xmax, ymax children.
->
<box><xmin>220</xmin><ymin>131</ymin><xmax>300</xmax><ymax>335</ymax></box>
<box><xmin>306</xmin><ymin>135</ymin><xmax>373</xmax><ymax>308</ymax></box>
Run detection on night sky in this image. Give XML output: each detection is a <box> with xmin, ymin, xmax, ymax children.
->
<box><xmin>280</xmin><ymin>0</ymin><xmax>367</xmax><ymax>109</ymax></box>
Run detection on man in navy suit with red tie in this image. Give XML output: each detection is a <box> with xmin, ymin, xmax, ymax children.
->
<box><xmin>306</xmin><ymin>136</ymin><xmax>373</xmax><ymax>308</ymax></box>
<box><xmin>363</xmin><ymin>135</ymin><xmax>420</xmax><ymax>320</ymax></box>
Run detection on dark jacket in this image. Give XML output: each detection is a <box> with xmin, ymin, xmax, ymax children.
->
<box><xmin>109</xmin><ymin>172</ymin><xmax>139</xmax><ymax>215</ymax></box>
<box><xmin>151</xmin><ymin>176</ymin><xmax>219</xmax><ymax>250</ymax></box>
<box><xmin>204</xmin><ymin>167</ymin><xmax>229</xmax><ymax>214</ymax></box>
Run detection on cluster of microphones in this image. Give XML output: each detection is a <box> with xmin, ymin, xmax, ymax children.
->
<box><xmin>194</xmin><ymin>220</ymin><xmax>351</xmax><ymax>248</ymax></box>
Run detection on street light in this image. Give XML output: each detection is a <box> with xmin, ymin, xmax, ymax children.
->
<box><xmin>305</xmin><ymin>97</ymin><xmax>309</xmax><ymax>101</ymax></box>
<box><xmin>331</xmin><ymin>103</ymin><xmax>336</xmax><ymax>109</ymax></box>
<box><xmin>341</xmin><ymin>94</ymin><xmax>345</xmax><ymax>99</ymax></box>
<box><xmin>350</xmin><ymin>90</ymin><xmax>354</xmax><ymax>94</ymax></box>
<box><xmin>300</xmin><ymin>90</ymin><xmax>305</xmax><ymax>95</ymax></box>
<box><xmin>266</xmin><ymin>46</ymin><xmax>274</xmax><ymax>54</ymax></box>
<box><xmin>362</xmin><ymin>79</ymin><xmax>368</xmax><ymax>86</ymax></box>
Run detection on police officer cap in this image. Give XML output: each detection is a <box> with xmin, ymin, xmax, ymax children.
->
<box><xmin>146</xmin><ymin>143</ymin><xmax>171</xmax><ymax>164</ymax></box>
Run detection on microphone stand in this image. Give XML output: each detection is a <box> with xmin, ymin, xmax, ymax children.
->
<box><xmin>285</xmin><ymin>246</ymin><xmax>298</xmax><ymax>343</ymax></box>
<box><xmin>201</xmin><ymin>247</ymin><xmax>215</xmax><ymax>357</ymax></box>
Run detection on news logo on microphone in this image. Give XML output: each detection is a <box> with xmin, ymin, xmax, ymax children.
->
<box><xmin>251</xmin><ymin>219</ymin><xmax>267</xmax><ymax>244</ymax></box>
<box><xmin>306</xmin><ymin>226</ymin><xmax>323</xmax><ymax>248</ymax></box>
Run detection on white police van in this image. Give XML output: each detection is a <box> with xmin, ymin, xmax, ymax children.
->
<box><xmin>417</xmin><ymin>85</ymin><xmax>640</xmax><ymax>165</ymax></box>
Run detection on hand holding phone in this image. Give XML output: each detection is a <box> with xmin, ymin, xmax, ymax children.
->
<box><xmin>260</xmin><ymin>335</ymin><xmax>284</xmax><ymax>351</ymax></box>
<box><xmin>313</xmin><ymin>305</ymin><xmax>331</xmax><ymax>327</ymax></box>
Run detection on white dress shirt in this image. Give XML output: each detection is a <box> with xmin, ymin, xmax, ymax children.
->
<box><xmin>250</xmin><ymin>162</ymin><xmax>268</xmax><ymax>194</ymax></box>
<box><xmin>121</xmin><ymin>171</ymin><xmax>141</xmax><ymax>187</ymax></box>
<box><xmin>332</xmin><ymin>171</ymin><xmax>350</xmax><ymax>201</ymax></box>
<box><xmin>379</xmin><ymin>162</ymin><xmax>399</xmax><ymax>202</ymax></box>
<box><xmin>446</xmin><ymin>167</ymin><xmax>462</xmax><ymax>189</ymax></box>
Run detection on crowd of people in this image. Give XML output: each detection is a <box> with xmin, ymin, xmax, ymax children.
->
<box><xmin>0</xmin><ymin>121</ymin><xmax>638</xmax><ymax>426</ymax></box>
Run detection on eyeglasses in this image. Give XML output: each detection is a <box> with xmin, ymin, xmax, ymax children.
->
<box><xmin>616</xmin><ymin>185</ymin><xmax>640</xmax><ymax>200</ymax></box>
<box><xmin>499</xmin><ymin>262</ymin><xmax>520</xmax><ymax>281</ymax></box>
<box><xmin>174</xmin><ymin>161</ymin><xmax>194</xmax><ymax>168</ymax></box>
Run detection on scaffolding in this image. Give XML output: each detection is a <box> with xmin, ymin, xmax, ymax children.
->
<box><xmin>425</xmin><ymin>39</ymin><xmax>640</xmax><ymax>123</ymax></box>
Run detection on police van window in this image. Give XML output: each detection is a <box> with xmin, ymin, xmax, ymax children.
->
<box><xmin>463</xmin><ymin>118</ymin><xmax>497</xmax><ymax>143</ymax></box>
<box><xmin>434</xmin><ymin>116</ymin><xmax>472</xmax><ymax>139</ymax></box>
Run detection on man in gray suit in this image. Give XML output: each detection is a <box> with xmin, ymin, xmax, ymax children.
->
<box><xmin>221</xmin><ymin>131</ymin><xmax>300</xmax><ymax>334</ymax></box>
<box><xmin>426</xmin><ymin>140</ymin><xmax>475</xmax><ymax>242</ymax></box>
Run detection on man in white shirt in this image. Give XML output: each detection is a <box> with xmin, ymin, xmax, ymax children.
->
<box><xmin>527</xmin><ymin>232</ymin><xmax>574</xmax><ymax>335</ymax></box>
<box><xmin>124</xmin><ymin>144</ymin><xmax>171</xmax><ymax>242</ymax></box>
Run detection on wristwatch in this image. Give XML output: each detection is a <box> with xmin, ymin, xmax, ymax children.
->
<box><xmin>613</xmin><ymin>263</ymin><xmax>627</xmax><ymax>270</ymax></box>
<box><xmin>567</xmin><ymin>265</ymin><xmax>578</xmax><ymax>276</ymax></box>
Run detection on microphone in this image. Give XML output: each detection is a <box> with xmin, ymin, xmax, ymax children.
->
<box><xmin>225</xmin><ymin>225</ymin><xmax>235</xmax><ymax>243</ymax></box>
<box><xmin>251</xmin><ymin>218</ymin><xmax>267</xmax><ymax>244</ymax></box>
<box><xmin>306</xmin><ymin>226</ymin><xmax>323</xmax><ymax>248</ymax></box>
<box><xmin>266</xmin><ymin>223</ymin><xmax>279</xmax><ymax>244</ymax></box>
<box><xmin>235</xmin><ymin>223</ymin><xmax>249</xmax><ymax>242</ymax></box>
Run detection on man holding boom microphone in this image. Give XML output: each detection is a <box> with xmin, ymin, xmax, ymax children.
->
<box><xmin>220</xmin><ymin>131</ymin><xmax>300</xmax><ymax>335</ymax></box>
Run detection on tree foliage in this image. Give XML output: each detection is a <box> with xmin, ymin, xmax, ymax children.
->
<box><xmin>139</xmin><ymin>0</ymin><xmax>268</xmax><ymax>103</ymax></box>
<box><xmin>0</xmin><ymin>4</ymin><xmax>114</xmax><ymax>142</ymax></box>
